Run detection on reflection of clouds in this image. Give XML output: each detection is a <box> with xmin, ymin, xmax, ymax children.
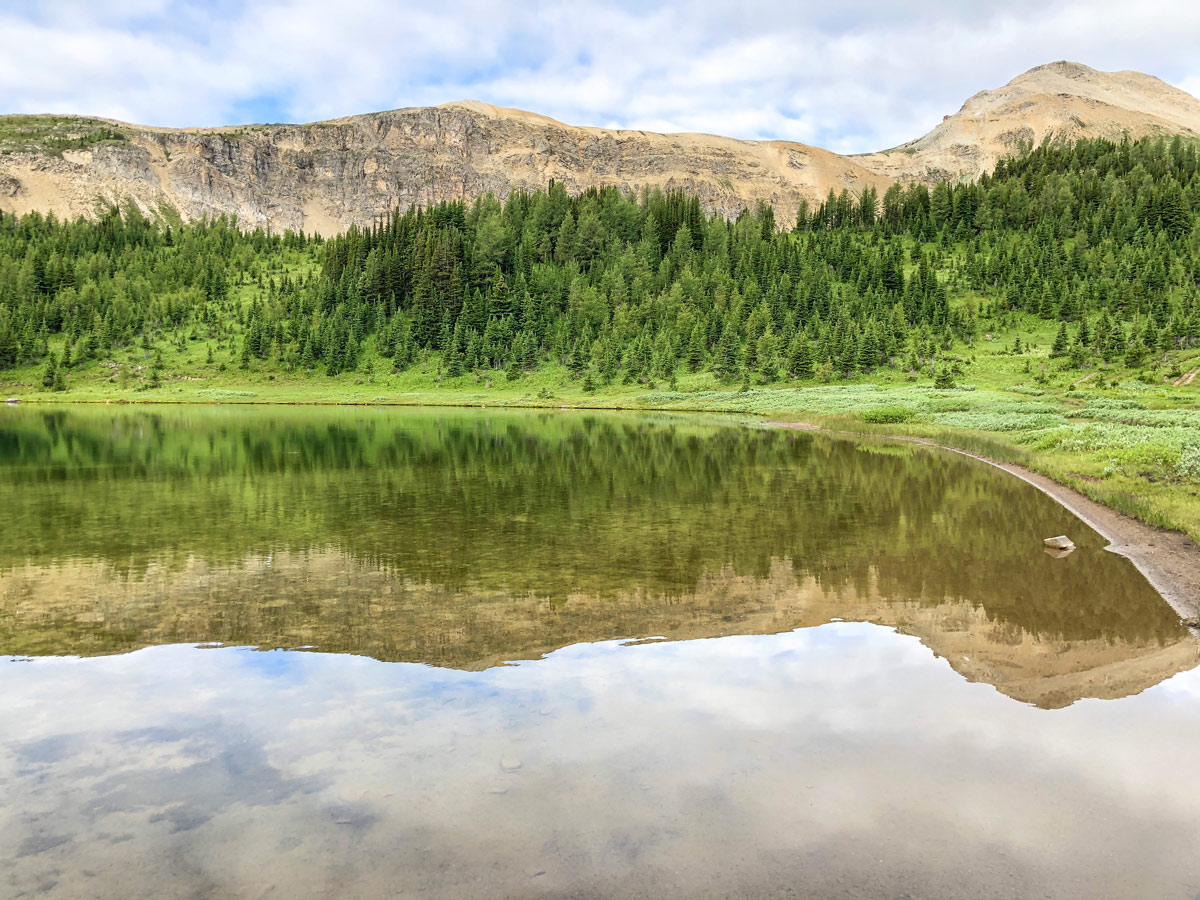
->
<box><xmin>2</xmin><ymin>626</ymin><xmax>1200</xmax><ymax>899</ymax></box>
<box><xmin>1157</xmin><ymin>664</ymin><xmax>1200</xmax><ymax>700</ymax></box>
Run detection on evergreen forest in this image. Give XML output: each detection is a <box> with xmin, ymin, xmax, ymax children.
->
<box><xmin>2</xmin><ymin>135</ymin><xmax>1200</xmax><ymax>393</ymax></box>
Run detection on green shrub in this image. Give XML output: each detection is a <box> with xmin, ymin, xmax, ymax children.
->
<box><xmin>861</xmin><ymin>406</ymin><xmax>916</xmax><ymax>424</ymax></box>
<box><xmin>932</xmin><ymin>411</ymin><xmax>1067</xmax><ymax>432</ymax></box>
<box><xmin>1068</xmin><ymin>407</ymin><xmax>1200</xmax><ymax>427</ymax></box>
<box><xmin>1179</xmin><ymin>445</ymin><xmax>1200</xmax><ymax>483</ymax></box>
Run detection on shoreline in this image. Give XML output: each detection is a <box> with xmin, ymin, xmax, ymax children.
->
<box><xmin>766</xmin><ymin>421</ymin><xmax>1200</xmax><ymax>624</ymax></box>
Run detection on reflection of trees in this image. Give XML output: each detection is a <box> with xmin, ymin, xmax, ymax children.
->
<box><xmin>0</xmin><ymin>407</ymin><xmax>1179</xmax><ymax>644</ymax></box>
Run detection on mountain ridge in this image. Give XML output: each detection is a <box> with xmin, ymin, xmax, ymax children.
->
<box><xmin>855</xmin><ymin>60</ymin><xmax>1200</xmax><ymax>184</ymax></box>
<box><xmin>2</xmin><ymin>61</ymin><xmax>1199</xmax><ymax>234</ymax></box>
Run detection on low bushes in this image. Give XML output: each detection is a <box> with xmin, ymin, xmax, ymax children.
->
<box><xmin>861</xmin><ymin>406</ymin><xmax>917</xmax><ymax>424</ymax></box>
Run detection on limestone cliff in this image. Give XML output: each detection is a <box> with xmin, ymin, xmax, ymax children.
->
<box><xmin>0</xmin><ymin>102</ymin><xmax>889</xmax><ymax>236</ymax></box>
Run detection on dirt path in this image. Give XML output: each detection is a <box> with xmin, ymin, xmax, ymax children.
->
<box><xmin>1173</xmin><ymin>366</ymin><xmax>1199</xmax><ymax>387</ymax></box>
<box><xmin>766</xmin><ymin>421</ymin><xmax>1200</xmax><ymax>623</ymax></box>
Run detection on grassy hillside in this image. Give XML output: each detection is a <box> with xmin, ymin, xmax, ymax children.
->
<box><xmin>0</xmin><ymin>115</ymin><xmax>128</xmax><ymax>156</ymax></box>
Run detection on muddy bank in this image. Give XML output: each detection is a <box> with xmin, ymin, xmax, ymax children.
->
<box><xmin>767</xmin><ymin>421</ymin><xmax>1200</xmax><ymax>624</ymax></box>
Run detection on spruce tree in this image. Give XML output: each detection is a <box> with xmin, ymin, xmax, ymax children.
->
<box><xmin>714</xmin><ymin>323</ymin><xmax>741</xmax><ymax>382</ymax></box>
<box><xmin>686</xmin><ymin>322</ymin><xmax>707</xmax><ymax>371</ymax></box>
<box><xmin>1051</xmin><ymin>323</ymin><xmax>1068</xmax><ymax>357</ymax></box>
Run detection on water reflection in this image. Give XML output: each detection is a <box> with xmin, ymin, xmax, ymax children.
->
<box><xmin>0</xmin><ymin>406</ymin><xmax>1193</xmax><ymax>708</ymax></box>
<box><xmin>3</xmin><ymin>630</ymin><xmax>1200</xmax><ymax>899</ymax></box>
<box><xmin>3</xmin><ymin>407</ymin><xmax>1200</xmax><ymax>898</ymax></box>
<box><xmin>3</xmin><ymin>550</ymin><xmax>1196</xmax><ymax>709</ymax></box>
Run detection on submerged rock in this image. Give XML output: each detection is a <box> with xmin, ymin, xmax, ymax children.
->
<box><xmin>1044</xmin><ymin>535</ymin><xmax>1076</xmax><ymax>551</ymax></box>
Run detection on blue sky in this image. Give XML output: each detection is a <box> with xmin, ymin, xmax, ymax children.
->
<box><xmin>2</xmin><ymin>0</ymin><xmax>1199</xmax><ymax>154</ymax></box>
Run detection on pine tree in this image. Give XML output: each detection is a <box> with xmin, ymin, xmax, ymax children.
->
<box><xmin>714</xmin><ymin>323</ymin><xmax>741</xmax><ymax>382</ymax></box>
<box><xmin>756</xmin><ymin>330</ymin><xmax>778</xmax><ymax>383</ymax></box>
<box><xmin>1124</xmin><ymin>338</ymin><xmax>1147</xmax><ymax>369</ymax></box>
<box><xmin>1050</xmin><ymin>322</ymin><xmax>1069</xmax><ymax>357</ymax></box>
<box><xmin>1077</xmin><ymin>317</ymin><xmax>1091</xmax><ymax>347</ymax></box>
<box><xmin>788</xmin><ymin>332</ymin><xmax>813</xmax><ymax>379</ymax></box>
<box><xmin>686</xmin><ymin>322</ymin><xmax>707</xmax><ymax>371</ymax></box>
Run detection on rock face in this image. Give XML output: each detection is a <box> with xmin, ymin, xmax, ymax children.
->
<box><xmin>855</xmin><ymin>61</ymin><xmax>1200</xmax><ymax>185</ymax></box>
<box><xmin>0</xmin><ymin>102</ymin><xmax>890</xmax><ymax>236</ymax></box>
<box><xmin>2</xmin><ymin>62</ymin><xmax>1199</xmax><ymax>234</ymax></box>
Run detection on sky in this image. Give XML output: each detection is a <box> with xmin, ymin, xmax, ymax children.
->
<box><xmin>2</xmin><ymin>0</ymin><xmax>1200</xmax><ymax>155</ymax></box>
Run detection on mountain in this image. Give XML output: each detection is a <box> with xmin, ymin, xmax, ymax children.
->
<box><xmin>0</xmin><ymin>102</ymin><xmax>890</xmax><ymax>236</ymax></box>
<box><xmin>855</xmin><ymin>60</ymin><xmax>1200</xmax><ymax>184</ymax></box>
<box><xmin>2</xmin><ymin>61</ymin><xmax>1200</xmax><ymax>234</ymax></box>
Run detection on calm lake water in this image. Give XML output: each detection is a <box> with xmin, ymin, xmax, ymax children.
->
<box><xmin>2</xmin><ymin>406</ymin><xmax>1199</xmax><ymax>899</ymax></box>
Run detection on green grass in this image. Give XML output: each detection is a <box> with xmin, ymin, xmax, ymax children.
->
<box><xmin>0</xmin><ymin>115</ymin><xmax>128</xmax><ymax>155</ymax></box>
<box><xmin>5</xmin><ymin>312</ymin><xmax>1200</xmax><ymax>542</ymax></box>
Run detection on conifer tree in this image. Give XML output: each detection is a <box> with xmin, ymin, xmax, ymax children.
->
<box><xmin>714</xmin><ymin>323</ymin><xmax>741</xmax><ymax>382</ymax></box>
<box><xmin>1051</xmin><ymin>322</ymin><xmax>1069</xmax><ymax>357</ymax></box>
<box><xmin>788</xmin><ymin>332</ymin><xmax>813</xmax><ymax>379</ymax></box>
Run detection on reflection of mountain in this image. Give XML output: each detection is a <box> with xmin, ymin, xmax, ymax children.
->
<box><xmin>2</xmin><ymin>551</ymin><xmax>1195</xmax><ymax>709</ymax></box>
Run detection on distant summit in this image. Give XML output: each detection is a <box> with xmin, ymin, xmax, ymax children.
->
<box><xmin>854</xmin><ymin>61</ymin><xmax>1200</xmax><ymax>184</ymax></box>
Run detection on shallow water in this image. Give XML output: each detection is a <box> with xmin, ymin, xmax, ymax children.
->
<box><xmin>1</xmin><ymin>406</ymin><xmax>1198</xmax><ymax>899</ymax></box>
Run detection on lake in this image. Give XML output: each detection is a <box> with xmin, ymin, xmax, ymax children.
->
<box><xmin>2</xmin><ymin>406</ymin><xmax>1198</xmax><ymax>899</ymax></box>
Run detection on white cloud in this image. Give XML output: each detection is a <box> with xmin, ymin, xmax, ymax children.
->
<box><xmin>5</xmin><ymin>628</ymin><xmax>1200</xmax><ymax>898</ymax></box>
<box><xmin>0</xmin><ymin>0</ymin><xmax>1199</xmax><ymax>152</ymax></box>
